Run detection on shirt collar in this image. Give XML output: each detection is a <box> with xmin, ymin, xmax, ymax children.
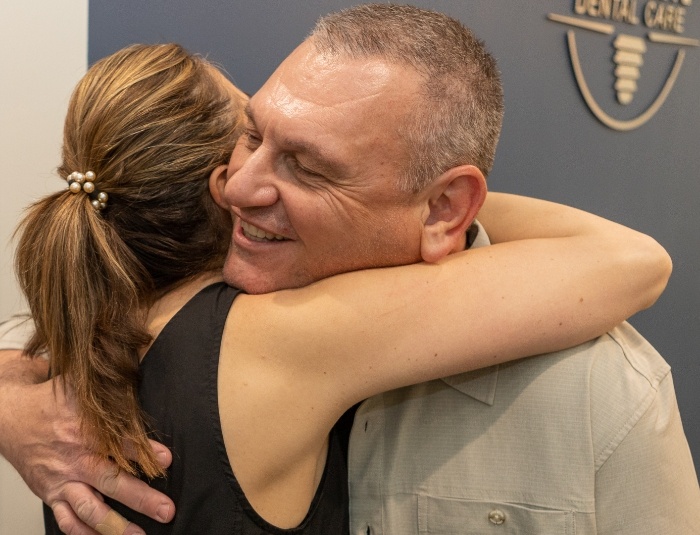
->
<box><xmin>440</xmin><ymin>366</ymin><xmax>499</xmax><ymax>405</ymax></box>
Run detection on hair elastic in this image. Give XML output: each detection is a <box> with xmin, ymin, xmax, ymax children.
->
<box><xmin>67</xmin><ymin>171</ymin><xmax>109</xmax><ymax>210</ymax></box>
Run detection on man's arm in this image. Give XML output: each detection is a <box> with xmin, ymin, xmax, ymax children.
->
<box><xmin>0</xmin><ymin>321</ymin><xmax>175</xmax><ymax>535</ymax></box>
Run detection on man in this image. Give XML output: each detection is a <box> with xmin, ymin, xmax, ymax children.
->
<box><xmin>0</xmin><ymin>4</ymin><xmax>697</xmax><ymax>534</ymax></box>
<box><xmin>222</xmin><ymin>5</ymin><xmax>699</xmax><ymax>533</ymax></box>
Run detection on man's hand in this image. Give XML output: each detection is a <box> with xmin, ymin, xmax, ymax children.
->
<box><xmin>0</xmin><ymin>350</ymin><xmax>175</xmax><ymax>535</ymax></box>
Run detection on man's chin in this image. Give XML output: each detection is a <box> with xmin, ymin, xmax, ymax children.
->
<box><xmin>222</xmin><ymin>264</ymin><xmax>299</xmax><ymax>294</ymax></box>
<box><xmin>223</xmin><ymin>272</ymin><xmax>272</xmax><ymax>295</ymax></box>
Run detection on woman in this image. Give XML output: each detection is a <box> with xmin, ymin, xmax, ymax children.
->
<box><xmin>13</xmin><ymin>44</ymin><xmax>670</xmax><ymax>533</ymax></box>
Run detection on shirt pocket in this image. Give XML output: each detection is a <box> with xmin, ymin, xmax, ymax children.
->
<box><xmin>418</xmin><ymin>495</ymin><xmax>575</xmax><ymax>535</ymax></box>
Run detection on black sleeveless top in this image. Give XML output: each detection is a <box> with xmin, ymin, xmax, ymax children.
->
<box><xmin>44</xmin><ymin>282</ymin><xmax>351</xmax><ymax>534</ymax></box>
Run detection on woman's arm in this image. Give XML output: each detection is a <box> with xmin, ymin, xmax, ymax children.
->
<box><xmin>477</xmin><ymin>192</ymin><xmax>670</xmax><ymax>311</ymax></box>
<box><xmin>229</xmin><ymin>193</ymin><xmax>671</xmax><ymax>409</ymax></box>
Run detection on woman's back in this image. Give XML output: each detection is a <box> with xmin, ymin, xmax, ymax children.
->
<box><xmin>45</xmin><ymin>282</ymin><xmax>351</xmax><ymax>534</ymax></box>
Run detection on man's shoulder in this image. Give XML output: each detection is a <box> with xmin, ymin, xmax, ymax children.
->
<box><xmin>584</xmin><ymin>322</ymin><xmax>672</xmax><ymax>467</ymax></box>
<box><xmin>522</xmin><ymin>321</ymin><xmax>669</xmax><ymax>390</ymax></box>
<box><xmin>498</xmin><ymin>322</ymin><xmax>671</xmax><ymax>432</ymax></box>
<box><xmin>601</xmin><ymin>321</ymin><xmax>670</xmax><ymax>388</ymax></box>
<box><xmin>432</xmin><ymin>321</ymin><xmax>669</xmax><ymax>407</ymax></box>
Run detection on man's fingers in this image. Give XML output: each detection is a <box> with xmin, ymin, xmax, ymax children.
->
<box><xmin>55</xmin><ymin>483</ymin><xmax>145</xmax><ymax>535</ymax></box>
<box><xmin>121</xmin><ymin>438</ymin><xmax>172</xmax><ymax>469</ymax></box>
<box><xmin>52</xmin><ymin>499</ymin><xmax>100</xmax><ymax>535</ymax></box>
<box><xmin>90</xmin><ymin>463</ymin><xmax>174</xmax><ymax>523</ymax></box>
<box><xmin>148</xmin><ymin>439</ymin><xmax>172</xmax><ymax>469</ymax></box>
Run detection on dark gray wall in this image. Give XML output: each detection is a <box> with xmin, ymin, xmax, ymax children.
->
<box><xmin>89</xmin><ymin>0</ymin><xmax>700</xmax><ymax>474</ymax></box>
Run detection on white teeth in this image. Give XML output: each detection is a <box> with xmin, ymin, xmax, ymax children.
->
<box><xmin>241</xmin><ymin>220</ymin><xmax>286</xmax><ymax>242</ymax></box>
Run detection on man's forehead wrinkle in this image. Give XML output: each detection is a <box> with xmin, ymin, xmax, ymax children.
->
<box><xmin>265</xmin><ymin>80</ymin><xmax>388</xmax><ymax>123</ymax></box>
<box><xmin>267</xmin><ymin>80</ymin><xmax>317</xmax><ymax>118</ymax></box>
<box><xmin>260</xmin><ymin>77</ymin><xmax>386</xmax><ymax>151</ymax></box>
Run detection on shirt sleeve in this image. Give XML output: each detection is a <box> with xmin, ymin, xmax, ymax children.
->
<box><xmin>595</xmin><ymin>372</ymin><xmax>700</xmax><ymax>534</ymax></box>
<box><xmin>0</xmin><ymin>313</ymin><xmax>36</xmax><ymax>351</ymax></box>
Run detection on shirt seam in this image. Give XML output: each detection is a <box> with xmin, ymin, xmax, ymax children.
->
<box><xmin>593</xmin><ymin>332</ymin><xmax>671</xmax><ymax>471</ymax></box>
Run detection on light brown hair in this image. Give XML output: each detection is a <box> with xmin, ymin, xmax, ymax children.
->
<box><xmin>310</xmin><ymin>3</ymin><xmax>504</xmax><ymax>192</ymax></box>
<box><xmin>15</xmin><ymin>43</ymin><xmax>245</xmax><ymax>477</ymax></box>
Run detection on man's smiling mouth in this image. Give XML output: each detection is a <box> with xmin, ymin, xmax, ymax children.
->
<box><xmin>240</xmin><ymin>220</ymin><xmax>287</xmax><ymax>242</ymax></box>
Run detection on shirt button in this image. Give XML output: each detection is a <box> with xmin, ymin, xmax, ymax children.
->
<box><xmin>488</xmin><ymin>509</ymin><xmax>506</xmax><ymax>525</ymax></box>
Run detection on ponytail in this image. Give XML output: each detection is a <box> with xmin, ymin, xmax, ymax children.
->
<box><xmin>16</xmin><ymin>186</ymin><xmax>164</xmax><ymax>478</ymax></box>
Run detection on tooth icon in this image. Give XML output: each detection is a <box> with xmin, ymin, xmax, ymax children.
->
<box><xmin>613</xmin><ymin>34</ymin><xmax>646</xmax><ymax>105</ymax></box>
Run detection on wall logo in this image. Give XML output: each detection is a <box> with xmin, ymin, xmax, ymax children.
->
<box><xmin>549</xmin><ymin>1</ymin><xmax>699</xmax><ymax>131</ymax></box>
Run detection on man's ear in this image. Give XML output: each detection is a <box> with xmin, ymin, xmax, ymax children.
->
<box><xmin>420</xmin><ymin>164</ymin><xmax>487</xmax><ymax>263</ymax></box>
<box><xmin>209</xmin><ymin>164</ymin><xmax>229</xmax><ymax>209</ymax></box>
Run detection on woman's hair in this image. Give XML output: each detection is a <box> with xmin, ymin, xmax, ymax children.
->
<box><xmin>15</xmin><ymin>43</ymin><xmax>245</xmax><ymax>478</ymax></box>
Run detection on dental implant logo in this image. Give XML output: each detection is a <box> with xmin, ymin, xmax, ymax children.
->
<box><xmin>549</xmin><ymin>1</ymin><xmax>699</xmax><ymax>131</ymax></box>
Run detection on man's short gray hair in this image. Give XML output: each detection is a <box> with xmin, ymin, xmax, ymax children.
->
<box><xmin>310</xmin><ymin>3</ymin><xmax>504</xmax><ymax>193</ymax></box>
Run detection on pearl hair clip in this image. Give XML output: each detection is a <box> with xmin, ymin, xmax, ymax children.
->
<box><xmin>67</xmin><ymin>171</ymin><xmax>109</xmax><ymax>211</ymax></box>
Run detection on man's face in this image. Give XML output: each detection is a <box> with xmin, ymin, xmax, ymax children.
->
<box><xmin>222</xmin><ymin>41</ymin><xmax>431</xmax><ymax>293</ymax></box>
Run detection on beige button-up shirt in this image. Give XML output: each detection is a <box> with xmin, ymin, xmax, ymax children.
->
<box><xmin>349</xmin><ymin>227</ymin><xmax>700</xmax><ymax>534</ymax></box>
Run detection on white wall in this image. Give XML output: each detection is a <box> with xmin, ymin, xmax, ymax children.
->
<box><xmin>0</xmin><ymin>1</ymin><xmax>87</xmax><ymax>532</ymax></box>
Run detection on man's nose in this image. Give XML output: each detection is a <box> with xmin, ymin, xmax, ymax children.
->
<box><xmin>224</xmin><ymin>147</ymin><xmax>280</xmax><ymax>209</ymax></box>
